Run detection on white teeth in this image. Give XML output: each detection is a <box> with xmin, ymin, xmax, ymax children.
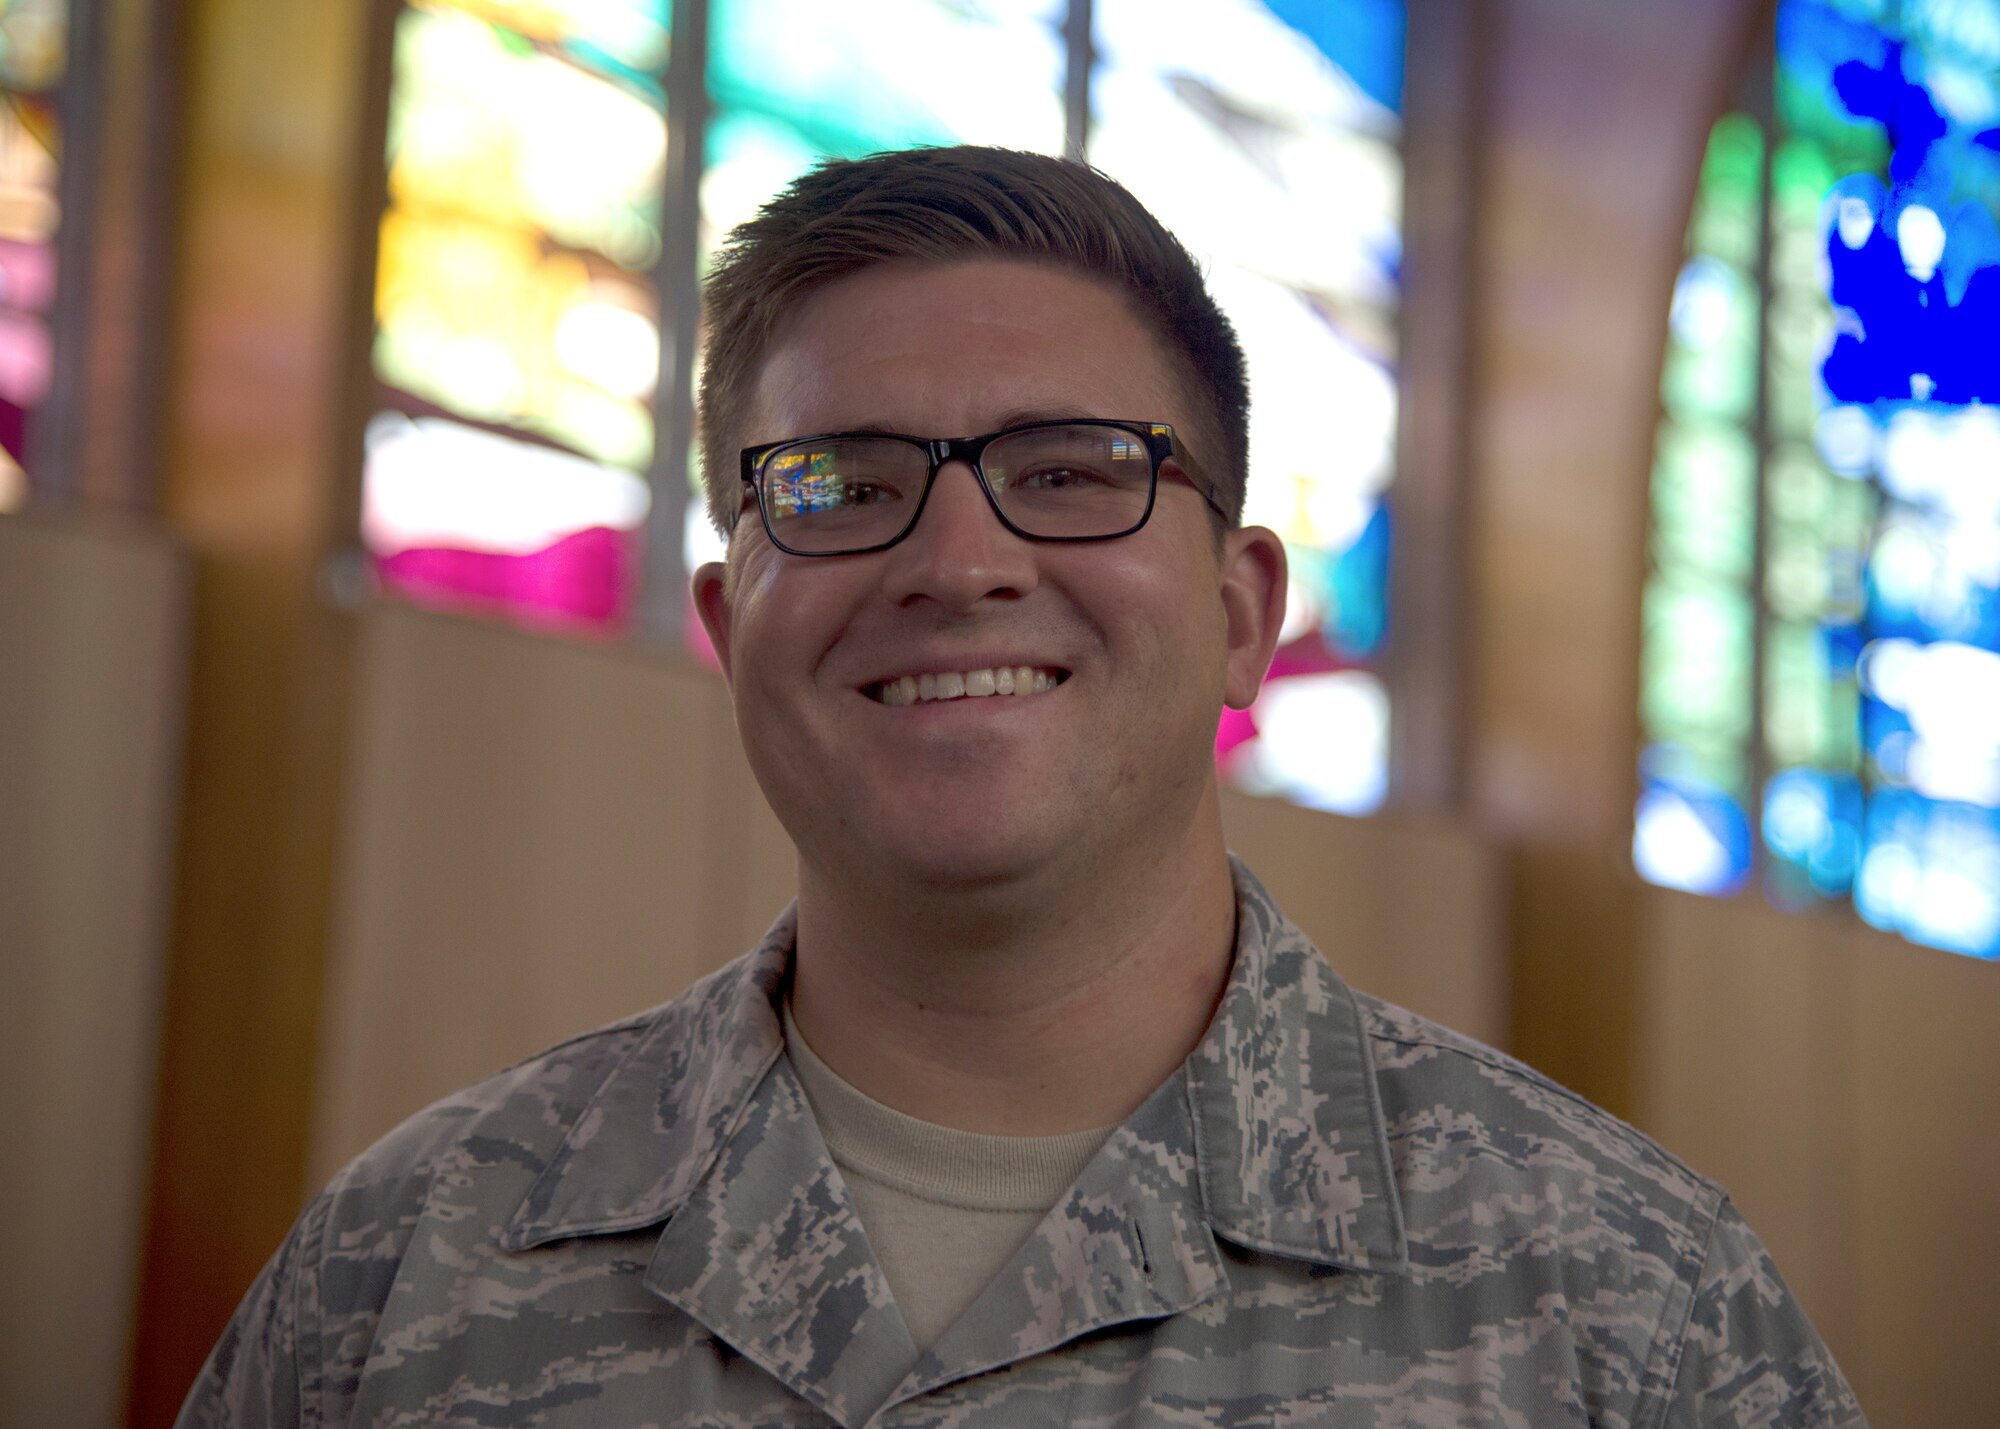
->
<box><xmin>872</xmin><ymin>666</ymin><xmax>1065</xmax><ymax>705</ymax></box>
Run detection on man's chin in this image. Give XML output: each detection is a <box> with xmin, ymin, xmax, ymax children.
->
<box><xmin>823</xmin><ymin>824</ymin><xmax>1075</xmax><ymax>898</ymax></box>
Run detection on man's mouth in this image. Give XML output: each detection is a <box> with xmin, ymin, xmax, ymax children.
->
<box><xmin>862</xmin><ymin>666</ymin><xmax>1071</xmax><ymax>706</ymax></box>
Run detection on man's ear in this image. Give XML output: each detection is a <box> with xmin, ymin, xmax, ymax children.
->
<box><xmin>1218</xmin><ymin>526</ymin><xmax>1288</xmax><ymax>712</ymax></box>
<box><xmin>691</xmin><ymin>560</ymin><xmax>735</xmax><ymax>686</ymax></box>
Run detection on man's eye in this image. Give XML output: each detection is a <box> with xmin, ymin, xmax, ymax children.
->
<box><xmin>839</xmin><ymin>481</ymin><xmax>896</xmax><ymax>505</ymax></box>
<box><xmin>1017</xmin><ymin>465</ymin><xmax>1105</xmax><ymax>489</ymax></box>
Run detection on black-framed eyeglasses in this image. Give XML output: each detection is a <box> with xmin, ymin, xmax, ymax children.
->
<box><xmin>737</xmin><ymin>418</ymin><xmax>1228</xmax><ymax>557</ymax></box>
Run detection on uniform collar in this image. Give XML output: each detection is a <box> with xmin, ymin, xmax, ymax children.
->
<box><xmin>502</xmin><ymin>851</ymin><xmax>1408</xmax><ymax>1276</ymax></box>
<box><xmin>502</xmin><ymin>856</ymin><xmax>1406</xmax><ymax>1422</ymax></box>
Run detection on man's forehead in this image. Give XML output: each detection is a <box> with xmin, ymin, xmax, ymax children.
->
<box><xmin>742</xmin><ymin>259</ymin><xmax>1187</xmax><ymax>441</ymax></box>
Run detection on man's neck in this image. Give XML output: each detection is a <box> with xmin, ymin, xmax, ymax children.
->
<box><xmin>785</xmin><ymin>804</ymin><xmax>1239</xmax><ymax>1137</ymax></box>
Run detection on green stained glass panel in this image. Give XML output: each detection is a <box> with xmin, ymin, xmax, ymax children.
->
<box><xmin>1650</xmin><ymin>422</ymin><xmax>1758</xmax><ymax>580</ymax></box>
<box><xmin>1824</xmin><ymin>675</ymin><xmax>1861</xmax><ymax>768</ymax></box>
<box><xmin>1688</xmin><ymin>115</ymin><xmax>1765</xmax><ymax>268</ymax></box>
<box><xmin>1765</xmin><ymin>535</ymin><xmax>1828</xmax><ymax>618</ymax></box>
<box><xmin>1766</xmin><ymin>301</ymin><xmax>1832</xmax><ymax>439</ymax></box>
<box><xmin>1776</xmin><ymin>63</ymin><xmax>1890</xmax><ymax>171</ymax></box>
<box><xmin>1766</xmin><ymin>618</ymin><xmax>1833</xmax><ymax>764</ymax></box>
<box><xmin>1766</xmin><ymin>444</ymin><xmax>1827</xmax><ymax>527</ymax></box>
<box><xmin>1772</xmin><ymin>137</ymin><xmax>1836</xmax><ymax>224</ymax></box>
<box><xmin>1647</xmin><ymin>739</ymin><xmax>1752</xmax><ymax>803</ymax></box>
<box><xmin>1643</xmin><ymin>575</ymin><xmax>1756</xmax><ymax>746</ymax></box>
<box><xmin>1661</xmin><ymin>328</ymin><xmax>1757</xmax><ymax>424</ymax></box>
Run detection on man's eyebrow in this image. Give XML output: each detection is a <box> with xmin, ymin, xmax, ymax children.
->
<box><xmin>987</xmin><ymin>406</ymin><xmax>1098</xmax><ymax>429</ymax></box>
<box><xmin>833</xmin><ymin>407</ymin><xmax>1100</xmax><ymax>436</ymax></box>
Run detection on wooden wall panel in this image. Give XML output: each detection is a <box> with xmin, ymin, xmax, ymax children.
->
<box><xmin>1220</xmin><ymin>787</ymin><xmax>1508</xmax><ymax>1048</ymax></box>
<box><xmin>1848</xmin><ymin>926</ymin><xmax>2000</xmax><ymax>1422</ymax></box>
<box><xmin>308</xmin><ymin>602</ymin><xmax>795</xmax><ymax>1182</ymax></box>
<box><xmin>0</xmin><ymin>515</ymin><xmax>189</xmax><ymax>1429</ymax></box>
<box><xmin>1632</xmin><ymin>880</ymin><xmax>2000</xmax><ymax>1424</ymax></box>
<box><xmin>1633</xmin><ymin>885</ymin><xmax>1859</xmax><ymax>1363</ymax></box>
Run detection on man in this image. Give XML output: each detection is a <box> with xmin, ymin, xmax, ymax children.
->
<box><xmin>181</xmin><ymin>147</ymin><xmax>1865</xmax><ymax>1427</ymax></box>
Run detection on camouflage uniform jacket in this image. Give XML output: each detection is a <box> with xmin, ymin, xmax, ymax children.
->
<box><xmin>181</xmin><ymin>853</ymin><xmax>1866</xmax><ymax>1427</ymax></box>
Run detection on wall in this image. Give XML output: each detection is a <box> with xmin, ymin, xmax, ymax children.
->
<box><xmin>0</xmin><ymin>515</ymin><xmax>189</xmax><ymax>1429</ymax></box>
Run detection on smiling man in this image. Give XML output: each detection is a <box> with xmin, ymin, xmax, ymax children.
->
<box><xmin>181</xmin><ymin>148</ymin><xmax>1864</xmax><ymax>1428</ymax></box>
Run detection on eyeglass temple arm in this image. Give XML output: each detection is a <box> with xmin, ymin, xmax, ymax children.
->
<box><xmin>1166</xmin><ymin>437</ymin><xmax>1230</xmax><ymax>522</ymax></box>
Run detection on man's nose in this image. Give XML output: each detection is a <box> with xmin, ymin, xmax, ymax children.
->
<box><xmin>877</xmin><ymin>458</ymin><xmax>1037</xmax><ymax>601</ymax></box>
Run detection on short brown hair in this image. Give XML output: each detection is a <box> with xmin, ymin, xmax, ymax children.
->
<box><xmin>696</xmin><ymin>146</ymin><xmax>1249</xmax><ymax>562</ymax></box>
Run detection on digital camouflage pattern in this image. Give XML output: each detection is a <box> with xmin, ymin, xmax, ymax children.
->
<box><xmin>180</xmin><ymin>854</ymin><xmax>1866</xmax><ymax>1427</ymax></box>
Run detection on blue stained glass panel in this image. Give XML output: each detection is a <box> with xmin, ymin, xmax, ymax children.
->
<box><xmin>1764</xmin><ymin>766</ymin><xmax>1865</xmax><ymax>900</ymax></box>
<box><xmin>1325</xmin><ymin>499</ymin><xmax>1391</xmax><ymax>659</ymax></box>
<box><xmin>1859</xmin><ymin>788</ymin><xmax>2000</xmax><ymax>957</ymax></box>
<box><xmin>1262</xmin><ymin>0</ymin><xmax>1405</xmax><ymax>113</ymax></box>
<box><xmin>1635</xmin><ymin>775</ymin><xmax>1757</xmax><ymax>896</ymax></box>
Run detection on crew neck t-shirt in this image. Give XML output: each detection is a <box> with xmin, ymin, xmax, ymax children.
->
<box><xmin>778</xmin><ymin>993</ymin><xmax>1117</xmax><ymax>1354</ymax></box>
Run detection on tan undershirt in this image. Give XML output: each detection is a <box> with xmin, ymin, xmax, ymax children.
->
<box><xmin>780</xmin><ymin>993</ymin><xmax>1119</xmax><ymax>1354</ymax></box>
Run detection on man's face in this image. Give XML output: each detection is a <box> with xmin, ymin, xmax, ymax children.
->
<box><xmin>692</xmin><ymin>258</ymin><xmax>1278</xmax><ymax>895</ymax></box>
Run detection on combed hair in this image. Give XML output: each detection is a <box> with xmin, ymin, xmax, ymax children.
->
<box><xmin>696</xmin><ymin>146</ymin><xmax>1249</xmax><ymax>560</ymax></box>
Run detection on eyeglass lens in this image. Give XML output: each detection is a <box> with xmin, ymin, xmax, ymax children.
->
<box><xmin>759</xmin><ymin>423</ymin><xmax>1154</xmax><ymax>553</ymax></box>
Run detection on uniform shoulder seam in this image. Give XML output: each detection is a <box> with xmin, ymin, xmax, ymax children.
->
<box><xmin>326</xmin><ymin>1003</ymin><xmax>674</xmax><ymax>1202</ymax></box>
<box><xmin>490</xmin><ymin>1003</ymin><xmax>667</xmax><ymax>1077</ymax></box>
<box><xmin>294</xmin><ymin>1162</ymin><xmax>336</xmax><ymax>1429</ymax></box>
<box><xmin>1635</xmin><ymin>1190</ymin><xmax>1729</xmax><ymax>1429</ymax></box>
<box><xmin>1359</xmin><ymin>999</ymin><xmax>1724</xmax><ymax>1198</ymax></box>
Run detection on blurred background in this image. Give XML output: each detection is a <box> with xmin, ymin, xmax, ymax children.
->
<box><xmin>2</xmin><ymin>0</ymin><xmax>1996</xmax><ymax>1423</ymax></box>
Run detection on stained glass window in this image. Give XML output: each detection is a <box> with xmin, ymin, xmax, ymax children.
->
<box><xmin>1637</xmin><ymin>0</ymin><xmax>2000</xmax><ymax>960</ymax></box>
<box><xmin>1092</xmin><ymin>0</ymin><xmax>1405</xmax><ymax>815</ymax></box>
<box><xmin>0</xmin><ymin>0</ymin><xmax>66</xmax><ymax>514</ymax></box>
<box><xmin>366</xmin><ymin>1</ymin><xmax>1410</xmax><ymax>815</ymax></box>
<box><xmin>363</xmin><ymin>0</ymin><xmax>672</xmax><ymax>631</ymax></box>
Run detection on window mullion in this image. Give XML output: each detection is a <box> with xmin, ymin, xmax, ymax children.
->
<box><xmin>638</xmin><ymin>0</ymin><xmax>713</xmax><ymax>652</ymax></box>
